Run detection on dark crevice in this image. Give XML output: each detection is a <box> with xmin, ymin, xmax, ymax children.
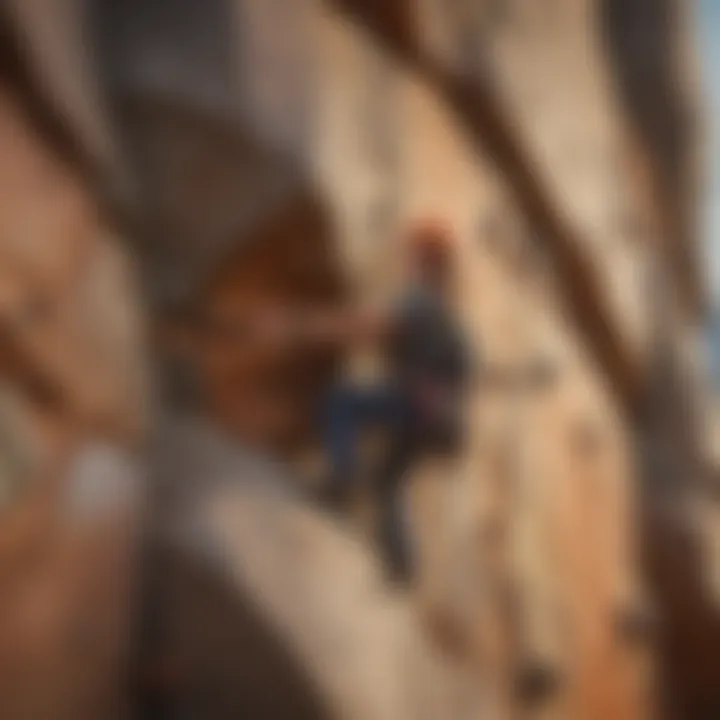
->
<box><xmin>600</xmin><ymin>0</ymin><xmax>703</xmax><ymax>315</ymax></box>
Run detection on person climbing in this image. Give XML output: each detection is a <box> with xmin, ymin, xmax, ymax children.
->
<box><xmin>162</xmin><ymin>219</ymin><xmax>555</xmax><ymax>587</ymax></box>
<box><xmin>297</xmin><ymin>220</ymin><xmax>475</xmax><ymax>585</ymax></box>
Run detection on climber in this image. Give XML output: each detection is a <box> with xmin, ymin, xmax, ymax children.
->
<box><xmin>298</xmin><ymin>220</ymin><xmax>474</xmax><ymax>585</ymax></box>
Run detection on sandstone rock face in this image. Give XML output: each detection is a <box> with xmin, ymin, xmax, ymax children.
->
<box><xmin>0</xmin><ymin>64</ymin><xmax>146</xmax><ymax>719</ymax></box>
<box><xmin>295</xmin><ymin>9</ymin><xmax>649</xmax><ymax>717</ymax></box>
<box><xmin>1</xmin><ymin>1</ymin><xmax>713</xmax><ymax>719</ymax></box>
<box><xmin>0</xmin><ymin>79</ymin><xmax>147</xmax><ymax>442</ymax></box>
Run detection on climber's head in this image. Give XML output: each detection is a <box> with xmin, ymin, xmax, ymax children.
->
<box><xmin>406</xmin><ymin>219</ymin><xmax>457</xmax><ymax>292</ymax></box>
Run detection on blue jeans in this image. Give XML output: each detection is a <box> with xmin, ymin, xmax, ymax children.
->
<box><xmin>322</xmin><ymin>382</ymin><xmax>419</xmax><ymax>581</ymax></box>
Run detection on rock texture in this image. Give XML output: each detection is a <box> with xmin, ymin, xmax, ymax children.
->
<box><xmin>0</xmin><ymin>1</ymin><xmax>714</xmax><ymax>719</ymax></box>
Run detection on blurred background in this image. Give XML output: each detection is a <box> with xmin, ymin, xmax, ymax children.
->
<box><xmin>699</xmin><ymin>0</ymin><xmax>720</xmax><ymax>387</ymax></box>
<box><xmin>0</xmin><ymin>1</ymin><xmax>719</xmax><ymax>719</ymax></box>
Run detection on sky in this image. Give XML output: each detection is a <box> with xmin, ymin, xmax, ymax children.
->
<box><xmin>698</xmin><ymin>0</ymin><xmax>720</xmax><ymax>308</ymax></box>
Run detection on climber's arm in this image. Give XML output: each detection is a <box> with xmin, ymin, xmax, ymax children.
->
<box><xmin>161</xmin><ymin>304</ymin><xmax>394</xmax><ymax>350</ymax></box>
<box><xmin>291</xmin><ymin>307</ymin><xmax>394</xmax><ymax>347</ymax></box>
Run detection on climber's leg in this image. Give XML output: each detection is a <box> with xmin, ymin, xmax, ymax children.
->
<box><xmin>375</xmin><ymin>422</ymin><xmax>419</xmax><ymax>585</ymax></box>
<box><xmin>321</xmin><ymin>382</ymin><xmax>406</xmax><ymax>508</ymax></box>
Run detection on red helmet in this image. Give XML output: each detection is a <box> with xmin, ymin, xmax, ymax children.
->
<box><xmin>406</xmin><ymin>219</ymin><xmax>455</xmax><ymax>265</ymax></box>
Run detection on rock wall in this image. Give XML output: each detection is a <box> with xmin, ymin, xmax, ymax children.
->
<box><xmin>0</xmin><ymin>69</ymin><xmax>145</xmax><ymax>719</ymax></box>
<box><xmin>0</xmin><ymin>1</ymin><xmax>712</xmax><ymax>719</ymax></box>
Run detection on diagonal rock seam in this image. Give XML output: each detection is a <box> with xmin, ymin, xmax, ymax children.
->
<box><xmin>327</xmin><ymin>0</ymin><xmax>643</xmax><ymax>419</ymax></box>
